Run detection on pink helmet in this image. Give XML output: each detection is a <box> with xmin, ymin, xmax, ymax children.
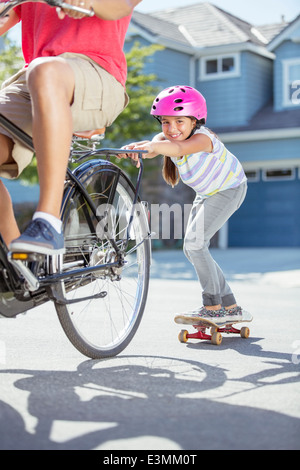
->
<box><xmin>151</xmin><ymin>85</ymin><xmax>207</xmax><ymax>122</ymax></box>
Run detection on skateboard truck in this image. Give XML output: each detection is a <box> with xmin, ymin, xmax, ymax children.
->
<box><xmin>179</xmin><ymin>327</ymin><xmax>222</xmax><ymax>345</ymax></box>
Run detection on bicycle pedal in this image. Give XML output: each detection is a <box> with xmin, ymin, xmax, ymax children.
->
<box><xmin>10</xmin><ymin>252</ymin><xmax>45</xmax><ymax>262</ymax></box>
<box><xmin>7</xmin><ymin>253</ymin><xmax>40</xmax><ymax>292</ymax></box>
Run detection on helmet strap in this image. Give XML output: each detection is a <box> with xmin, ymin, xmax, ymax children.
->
<box><xmin>186</xmin><ymin>118</ymin><xmax>204</xmax><ymax>139</ymax></box>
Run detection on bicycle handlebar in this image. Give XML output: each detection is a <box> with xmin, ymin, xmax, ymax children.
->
<box><xmin>0</xmin><ymin>0</ymin><xmax>94</xmax><ymax>18</ymax></box>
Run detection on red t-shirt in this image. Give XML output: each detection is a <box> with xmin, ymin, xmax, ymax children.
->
<box><xmin>14</xmin><ymin>3</ymin><xmax>131</xmax><ymax>87</ymax></box>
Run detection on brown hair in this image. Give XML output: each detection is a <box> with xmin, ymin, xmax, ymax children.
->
<box><xmin>161</xmin><ymin>116</ymin><xmax>201</xmax><ymax>187</ymax></box>
<box><xmin>162</xmin><ymin>156</ymin><xmax>180</xmax><ymax>187</ymax></box>
<box><xmin>161</xmin><ymin>119</ymin><xmax>218</xmax><ymax>187</ymax></box>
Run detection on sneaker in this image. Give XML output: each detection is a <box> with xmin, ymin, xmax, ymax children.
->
<box><xmin>197</xmin><ymin>306</ymin><xmax>227</xmax><ymax>320</ymax></box>
<box><xmin>180</xmin><ymin>306</ymin><xmax>227</xmax><ymax>321</ymax></box>
<box><xmin>223</xmin><ymin>306</ymin><xmax>243</xmax><ymax>322</ymax></box>
<box><xmin>9</xmin><ymin>218</ymin><xmax>65</xmax><ymax>256</ymax></box>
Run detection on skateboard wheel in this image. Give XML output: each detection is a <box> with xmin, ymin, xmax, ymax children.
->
<box><xmin>240</xmin><ymin>327</ymin><xmax>250</xmax><ymax>338</ymax></box>
<box><xmin>178</xmin><ymin>330</ymin><xmax>188</xmax><ymax>343</ymax></box>
<box><xmin>210</xmin><ymin>327</ymin><xmax>218</xmax><ymax>335</ymax></box>
<box><xmin>211</xmin><ymin>332</ymin><xmax>222</xmax><ymax>345</ymax></box>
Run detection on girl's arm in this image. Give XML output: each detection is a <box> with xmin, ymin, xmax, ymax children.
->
<box><xmin>117</xmin><ymin>134</ymin><xmax>163</xmax><ymax>164</ymax></box>
<box><xmin>152</xmin><ymin>132</ymin><xmax>166</xmax><ymax>142</ymax></box>
<box><xmin>132</xmin><ymin>132</ymin><xmax>213</xmax><ymax>158</ymax></box>
<box><xmin>117</xmin><ymin>132</ymin><xmax>212</xmax><ymax>167</ymax></box>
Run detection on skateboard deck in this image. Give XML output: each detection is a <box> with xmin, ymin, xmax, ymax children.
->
<box><xmin>175</xmin><ymin>310</ymin><xmax>253</xmax><ymax>328</ymax></box>
<box><xmin>174</xmin><ymin>311</ymin><xmax>253</xmax><ymax>345</ymax></box>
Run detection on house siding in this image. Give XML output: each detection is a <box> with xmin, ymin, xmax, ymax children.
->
<box><xmin>243</xmin><ymin>52</ymin><xmax>273</xmax><ymax>121</ymax></box>
<box><xmin>152</xmin><ymin>48</ymin><xmax>192</xmax><ymax>88</ymax></box>
<box><xmin>225</xmin><ymin>138</ymin><xmax>300</xmax><ymax>165</ymax></box>
<box><xmin>198</xmin><ymin>73</ymin><xmax>246</xmax><ymax>127</ymax></box>
<box><xmin>197</xmin><ymin>51</ymin><xmax>273</xmax><ymax>128</ymax></box>
<box><xmin>125</xmin><ymin>37</ymin><xmax>193</xmax><ymax>89</ymax></box>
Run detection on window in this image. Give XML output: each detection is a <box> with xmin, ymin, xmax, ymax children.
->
<box><xmin>245</xmin><ymin>170</ymin><xmax>260</xmax><ymax>182</ymax></box>
<box><xmin>200</xmin><ymin>53</ymin><xmax>240</xmax><ymax>80</ymax></box>
<box><xmin>282</xmin><ymin>59</ymin><xmax>300</xmax><ymax>107</ymax></box>
<box><xmin>262</xmin><ymin>168</ymin><xmax>295</xmax><ymax>181</ymax></box>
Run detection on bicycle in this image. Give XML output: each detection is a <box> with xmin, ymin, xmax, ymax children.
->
<box><xmin>0</xmin><ymin>0</ymin><xmax>151</xmax><ymax>359</ymax></box>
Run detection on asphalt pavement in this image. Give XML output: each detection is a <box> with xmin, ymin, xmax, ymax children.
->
<box><xmin>0</xmin><ymin>247</ymin><xmax>299</xmax><ymax>451</ymax></box>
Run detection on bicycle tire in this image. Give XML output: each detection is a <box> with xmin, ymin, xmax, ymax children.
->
<box><xmin>53</xmin><ymin>159</ymin><xmax>151</xmax><ymax>359</ymax></box>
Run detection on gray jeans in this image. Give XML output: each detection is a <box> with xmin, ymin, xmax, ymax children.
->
<box><xmin>183</xmin><ymin>182</ymin><xmax>247</xmax><ymax>307</ymax></box>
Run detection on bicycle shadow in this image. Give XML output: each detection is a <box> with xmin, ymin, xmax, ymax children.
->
<box><xmin>186</xmin><ymin>335</ymin><xmax>300</xmax><ymax>392</ymax></box>
<box><xmin>0</xmin><ymin>349</ymin><xmax>299</xmax><ymax>450</ymax></box>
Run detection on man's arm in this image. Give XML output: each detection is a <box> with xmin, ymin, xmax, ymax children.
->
<box><xmin>0</xmin><ymin>8</ymin><xmax>19</xmax><ymax>35</ymax></box>
<box><xmin>57</xmin><ymin>0</ymin><xmax>142</xmax><ymax>21</ymax></box>
<box><xmin>92</xmin><ymin>0</ymin><xmax>142</xmax><ymax>20</ymax></box>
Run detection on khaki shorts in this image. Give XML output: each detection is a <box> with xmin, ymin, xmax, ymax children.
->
<box><xmin>0</xmin><ymin>53</ymin><xmax>129</xmax><ymax>179</ymax></box>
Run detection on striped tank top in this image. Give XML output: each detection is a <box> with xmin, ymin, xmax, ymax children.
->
<box><xmin>171</xmin><ymin>127</ymin><xmax>246</xmax><ymax>197</ymax></box>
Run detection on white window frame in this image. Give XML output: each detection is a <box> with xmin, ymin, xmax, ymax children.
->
<box><xmin>200</xmin><ymin>53</ymin><xmax>241</xmax><ymax>81</ymax></box>
<box><xmin>282</xmin><ymin>58</ymin><xmax>300</xmax><ymax>108</ymax></box>
<box><xmin>262</xmin><ymin>168</ymin><xmax>295</xmax><ymax>182</ymax></box>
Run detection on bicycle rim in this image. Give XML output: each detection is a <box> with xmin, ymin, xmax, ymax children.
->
<box><xmin>54</xmin><ymin>163</ymin><xmax>150</xmax><ymax>359</ymax></box>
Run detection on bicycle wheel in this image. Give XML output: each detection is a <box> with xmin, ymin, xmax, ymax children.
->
<box><xmin>53</xmin><ymin>159</ymin><xmax>151</xmax><ymax>359</ymax></box>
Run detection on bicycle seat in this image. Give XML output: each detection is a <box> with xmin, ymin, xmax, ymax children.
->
<box><xmin>74</xmin><ymin>128</ymin><xmax>106</xmax><ymax>139</ymax></box>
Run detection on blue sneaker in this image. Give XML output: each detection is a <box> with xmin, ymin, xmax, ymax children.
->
<box><xmin>9</xmin><ymin>218</ymin><xmax>65</xmax><ymax>256</ymax></box>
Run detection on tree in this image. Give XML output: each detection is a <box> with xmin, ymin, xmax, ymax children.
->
<box><xmin>104</xmin><ymin>41</ymin><xmax>164</xmax><ymax>178</ymax></box>
<box><xmin>105</xmin><ymin>42</ymin><xmax>163</xmax><ymax>147</ymax></box>
<box><xmin>0</xmin><ymin>34</ymin><xmax>23</xmax><ymax>83</ymax></box>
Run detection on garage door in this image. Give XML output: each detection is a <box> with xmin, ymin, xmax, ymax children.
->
<box><xmin>228</xmin><ymin>167</ymin><xmax>300</xmax><ymax>247</ymax></box>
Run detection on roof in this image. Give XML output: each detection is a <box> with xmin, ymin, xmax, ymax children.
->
<box><xmin>258</xmin><ymin>22</ymin><xmax>290</xmax><ymax>44</ymax></box>
<box><xmin>132</xmin><ymin>2</ymin><xmax>290</xmax><ymax>50</ymax></box>
<box><xmin>267</xmin><ymin>14</ymin><xmax>300</xmax><ymax>51</ymax></box>
<box><xmin>215</xmin><ymin>101</ymin><xmax>300</xmax><ymax>134</ymax></box>
<box><xmin>131</xmin><ymin>11</ymin><xmax>192</xmax><ymax>49</ymax></box>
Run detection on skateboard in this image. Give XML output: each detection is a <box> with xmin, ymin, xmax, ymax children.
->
<box><xmin>174</xmin><ymin>311</ymin><xmax>253</xmax><ymax>345</ymax></box>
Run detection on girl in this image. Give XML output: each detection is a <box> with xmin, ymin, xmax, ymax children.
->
<box><xmin>120</xmin><ymin>85</ymin><xmax>248</xmax><ymax>321</ymax></box>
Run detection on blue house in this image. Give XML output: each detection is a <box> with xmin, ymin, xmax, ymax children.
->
<box><xmin>128</xmin><ymin>2</ymin><xmax>300</xmax><ymax>247</ymax></box>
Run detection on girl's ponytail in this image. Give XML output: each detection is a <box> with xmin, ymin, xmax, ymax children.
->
<box><xmin>162</xmin><ymin>156</ymin><xmax>180</xmax><ymax>187</ymax></box>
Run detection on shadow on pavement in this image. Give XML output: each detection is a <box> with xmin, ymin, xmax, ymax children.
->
<box><xmin>0</xmin><ymin>347</ymin><xmax>299</xmax><ymax>450</ymax></box>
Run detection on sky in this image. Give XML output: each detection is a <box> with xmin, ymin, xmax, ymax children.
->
<box><xmin>136</xmin><ymin>0</ymin><xmax>300</xmax><ymax>25</ymax></box>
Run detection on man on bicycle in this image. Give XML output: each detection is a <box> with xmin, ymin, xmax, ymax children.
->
<box><xmin>0</xmin><ymin>0</ymin><xmax>142</xmax><ymax>255</ymax></box>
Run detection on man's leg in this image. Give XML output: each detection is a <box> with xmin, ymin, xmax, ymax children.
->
<box><xmin>26</xmin><ymin>57</ymin><xmax>75</xmax><ymax>219</ymax></box>
<box><xmin>0</xmin><ymin>134</ymin><xmax>21</xmax><ymax>246</ymax></box>
<box><xmin>9</xmin><ymin>58</ymin><xmax>75</xmax><ymax>255</ymax></box>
